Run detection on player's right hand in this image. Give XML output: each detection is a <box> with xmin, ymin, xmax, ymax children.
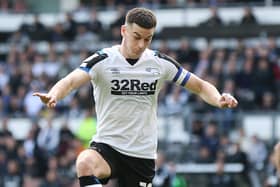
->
<box><xmin>33</xmin><ymin>92</ymin><xmax>57</xmax><ymax>108</ymax></box>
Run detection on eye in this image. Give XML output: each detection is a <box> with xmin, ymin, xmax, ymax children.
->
<box><xmin>145</xmin><ymin>38</ymin><xmax>151</xmax><ymax>42</ymax></box>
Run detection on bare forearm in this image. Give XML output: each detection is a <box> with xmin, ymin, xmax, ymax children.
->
<box><xmin>48</xmin><ymin>77</ymin><xmax>74</xmax><ymax>101</ymax></box>
<box><xmin>185</xmin><ymin>74</ymin><xmax>237</xmax><ymax>109</ymax></box>
<box><xmin>33</xmin><ymin>69</ymin><xmax>90</xmax><ymax>108</ymax></box>
<box><xmin>198</xmin><ymin>80</ymin><xmax>221</xmax><ymax>108</ymax></box>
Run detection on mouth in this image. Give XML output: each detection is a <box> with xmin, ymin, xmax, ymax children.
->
<box><xmin>135</xmin><ymin>48</ymin><xmax>144</xmax><ymax>54</ymax></box>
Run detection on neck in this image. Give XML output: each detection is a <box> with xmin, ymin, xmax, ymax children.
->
<box><xmin>119</xmin><ymin>44</ymin><xmax>128</xmax><ymax>58</ymax></box>
<box><xmin>119</xmin><ymin>43</ymin><xmax>140</xmax><ymax>59</ymax></box>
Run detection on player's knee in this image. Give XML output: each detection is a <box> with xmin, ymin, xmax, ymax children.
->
<box><xmin>76</xmin><ymin>150</ymin><xmax>97</xmax><ymax>176</ymax></box>
<box><xmin>76</xmin><ymin>150</ymin><xmax>109</xmax><ymax>178</ymax></box>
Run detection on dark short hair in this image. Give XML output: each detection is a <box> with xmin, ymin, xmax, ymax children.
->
<box><xmin>126</xmin><ymin>7</ymin><xmax>157</xmax><ymax>29</ymax></box>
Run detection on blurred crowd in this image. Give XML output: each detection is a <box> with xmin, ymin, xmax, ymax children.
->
<box><xmin>1</xmin><ymin>6</ymin><xmax>279</xmax><ymax>118</ymax></box>
<box><xmin>0</xmin><ymin>0</ymin><xmax>277</xmax><ymax>14</ymax></box>
<box><xmin>0</xmin><ymin>2</ymin><xmax>280</xmax><ymax>187</ymax></box>
<box><xmin>0</xmin><ymin>113</ymin><xmax>87</xmax><ymax>187</ymax></box>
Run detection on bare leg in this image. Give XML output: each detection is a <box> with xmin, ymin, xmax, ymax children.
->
<box><xmin>76</xmin><ymin>149</ymin><xmax>111</xmax><ymax>186</ymax></box>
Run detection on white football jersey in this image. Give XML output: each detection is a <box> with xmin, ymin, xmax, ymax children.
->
<box><xmin>79</xmin><ymin>45</ymin><xmax>191</xmax><ymax>159</ymax></box>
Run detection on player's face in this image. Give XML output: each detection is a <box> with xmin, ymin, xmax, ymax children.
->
<box><xmin>121</xmin><ymin>23</ymin><xmax>155</xmax><ymax>59</ymax></box>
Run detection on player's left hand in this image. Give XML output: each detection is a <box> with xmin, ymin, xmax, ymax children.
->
<box><xmin>219</xmin><ymin>93</ymin><xmax>238</xmax><ymax>108</ymax></box>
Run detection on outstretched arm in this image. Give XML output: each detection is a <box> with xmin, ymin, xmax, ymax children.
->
<box><xmin>33</xmin><ymin>69</ymin><xmax>91</xmax><ymax>108</ymax></box>
<box><xmin>184</xmin><ymin>73</ymin><xmax>238</xmax><ymax>108</ymax></box>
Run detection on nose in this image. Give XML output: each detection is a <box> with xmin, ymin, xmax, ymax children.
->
<box><xmin>138</xmin><ymin>40</ymin><xmax>145</xmax><ymax>49</ymax></box>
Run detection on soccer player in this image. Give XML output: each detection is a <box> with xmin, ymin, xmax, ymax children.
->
<box><xmin>33</xmin><ymin>7</ymin><xmax>238</xmax><ymax>187</ymax></box>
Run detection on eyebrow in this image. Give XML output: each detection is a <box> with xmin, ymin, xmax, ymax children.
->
<box><xmin>133</xmin><ymin>32</ymin><xmax>153</xmax><ymax>39</ymax></box>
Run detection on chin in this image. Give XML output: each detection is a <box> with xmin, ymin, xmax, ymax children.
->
<box><xmin>129</xmin><ymin>53</ymin><xmax>140</xmax><ymax>59</ymax></box>
<box><xmin>133</xmin><ymin>51</ymin><xmax>143</xmax><ymax>58</ymax></box>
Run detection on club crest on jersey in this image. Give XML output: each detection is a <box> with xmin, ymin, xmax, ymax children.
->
<box><xmin>109</xmin><ymin>68</ymin><xmax>121</xmax><ymax>74</ymax></box>
<box><xmin>145</xmin><ymin>67</ymin><xmax>160</xmax><ymax>75</ymax></box>
<box><xmin>111</xmin><ymin>79</ymin><xmax>158</xmax><ymax>95</ymax></box>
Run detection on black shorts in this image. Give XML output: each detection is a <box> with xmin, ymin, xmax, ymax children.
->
<box><xmin>89</xmin><ymin>141</ymin><xmax>155</xmax><ymax>187</ymax></box>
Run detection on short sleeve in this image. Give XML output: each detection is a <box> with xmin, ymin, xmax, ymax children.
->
<box><xmin>79</xmin><ymin>51</ymin><xmax>108</xmax><ymax>73</ymax></box>
<box><xmin>155</xmin><ymin>51</ymin><xmax>191</xmax><ymax>86</ymax></box>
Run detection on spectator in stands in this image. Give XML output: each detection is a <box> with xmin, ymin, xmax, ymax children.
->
<box><xmin>23</xmin><ymin>123</ymin><xmax>39</xmax><ymax>158</ymax></box>
<box><xmin>57</xmin><ymin>152</ymin><xmax>76</xmax><ymax>186</ymax></box>
<box><xmin>267</xmin><ymin>37</ymin><xmax>280</xmax><ymax>64</ymax></box>
<box><xmin>23</xmin><ymin>80</ymin><xmax>44</xmax><ymax>120</ymax></box>
<box><xmin>200</xmin><ymin>121</ymin><xmax>220</xmax><ymax>160</ymax></box>
<box><xmin>5</xmin><ymin>134</ymin><xmax>18</xmax><ymax>160</ymax></box>
<box><xmin>175</xmin><ymin>38</ymin><xmax>199</xmax><ymax>70</ymax></box>
<box><xmin>7</xmin><ymin>29</ymin><xmax>30</xmax><ymax>47</ymax></box>
<box><xmin>63</xmin><ymin>96</ymin><xmax>79</xmax><ymax>117</ymax></box>
<box><xmin>1</xmin><ymin>117</ymin><xmax>12</xmax><ymax>137</ymax></box>
<box><xmin>0</xmin><ymin>0</ymin><xmax>10</xmax><ymax>12</ymax></box>
<box><xmin>158</xmin><ymin>40</ymin><xmax>172</xmax><ymax>54</ymax></box>
<box><xmin>37</xmin><ymin>114</ymin><xmax>60</xmax><ymax>157</ymax></box>
<box><xmin>31</xmin><ymin>54</ymin><xmax>45</xmax><ymax>78</ymax></box>
<box><xmin>164</xmin><ymin>86</ymin><xmax>189</xmax><ymax>116</ymax></box>
<box><xmin>219</xmin><ymin>135</ymin><xmax>232</xmax><ymax>156</ymax></box>
<box><xmin>29</xmin><ymin>14</ymin><xmax>48</xmax><ymax>41</ymax></box>
<box><xmin>63</xmin><ymin>12</ymin><xmax>78</xmax><ymax>41</ymax></box>
<box><xmin>57</xmin><ymin>123</ymin><xmax>75</xmax><ymax>157</ymax></box>
<box><xmin>24</xmin><ymin>43</ymin><xmax>37</xmax><ymax>62</ymax></box>
<box><xmin>235</xmin><ymin>58</ymin><xmax>256</xmax><ymax>110</ymax></box>
<box><xmin>253</xmin><ymin>58</ymin><xmax>276</xmax><ymax>107</ymax></box>
<box><xmin>227</xmin><ymin>142</ymin><xmax>251</xmax><ymax>186</ymax></box>
<box><xmin>191</xmin><ymin>119</ymin><xmax>204</xmax><ymax>139</ymax></box>
<box><xmin>260</xmin><ymin>91</ymin><xmax>277</xmax><ymax>111</ymax></box>
<box><xmin>3</xmin><ymin>159</ymin><xmax>23</xmax><ymax>187</ymax></box>
<box><xmin>116</xmin><ymin>0</ymin><xmax>138</xmax><ymax>6</ymax></box>
<box><xmin>44</xmin><ymin>51</ymin><xmax>61</xmax><ymax>79</ymax></box>
<box><xmin>109</xmin><ymin>5</ymin><xmax>126</xmax><ymax>40</ymax></box>
<box><xmin>207</xmin><ymin>158</ymin><xmax>236</xmax><ymax>187</ymax></box>
<box><xmin>16</xmin><ymin>144</ymin><xmax>27</xmax><ymax>174</ymax></box>
<box><xmin>240</xmin><ymin>7</ymin><xmax>258</xmax><ymax>25</ymax></box>
<box><xmin>194</xmin><ymin>48</ymin><xmax>211</xmax><ymax>78</ymax></box>
<box><xmin>87</xmin><ymin>9</ymin><xmax>103</xmax><ymax>35</ymax></box>
<box><xmin>0</xmin><ymin>149</ymin><xmax>7</xmax><ymax>184</ymax></box>
<box><xmin>1</xmin><ymin>85</ymin><xmax>12</xmax><ymax>116</ymax></box>
<box><xmin>137</xmin><ymin>0</ymin><xmax>160</xmax><ymax>9</ymax></box>
<box><xmin>0</xmin><ymin>65</ymin><xmax>8</xmax><ymax>91</ymax></box>
<box><xmin>59</xmin><ymin>48</ymin><xmax>77</xmax><ymax>71</ymax></box>
<box><xmin>199</xmin><ymin>6</ymin><xmax>223</xmax><ymax>27</ymax></box>
<box><xmin>13</xmin><ymin>0</ymin><xmax>27</xmax><ymax>13</ymax></box>
<box><xmin>8</xmin><ymin>66</ymin><xmax>23</xmax><ymax>98</ymax></box>
<box><xmin>40</xmin><ymin>169</ymin><xmax>60</xmax><ymax>187</ymax></box>
<box><xmin>247</xmin><ymin>135</ymin><xmax>268</xmax><ymax>171</ymax></box>
<box><xmin>49</xmin><ymin>23</ymin><xmax>67</xmax><ymax>42</ymax></box>
<box><xmin>196</xmin><ymin>146</ymin><xmax>214</xmax><ymax>163</ymax></box>
<box><xmin>75</xmin><ymin>85</ymin><xmax>93</xmax><ymax>110</ymax></box>
<box><xmin>246</xmin><ymin>135</ymin><xmax>268</xmax><ymax>187</ymax></box>
<box><xmin>75</xmin><ymin>24</ymin><xmax>99</xmax><ymax>47</ymax></box>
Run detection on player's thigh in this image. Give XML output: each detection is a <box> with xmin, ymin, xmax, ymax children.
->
<box><xmin>118</xmin><ymin>156</ymin><xmax>155</xmax><ymax>187</ymax></box>
<box><xmin>76</xmin><ymin>148</ymin><xmax>111</xmax><ymax>178</ymax></box>
<box><xmin>119</xmin><ymin>172</ymin><xmax>153</xmax><ymax>187</ymax></box>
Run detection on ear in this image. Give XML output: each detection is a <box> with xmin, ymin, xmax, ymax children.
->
<box><xmin>121</xmin><ymin>25</ymin><xmax>126</xmax><ymax>37</ymax></box>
